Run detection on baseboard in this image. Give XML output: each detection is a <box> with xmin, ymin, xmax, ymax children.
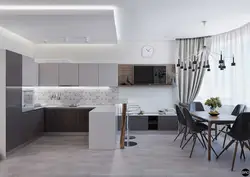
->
<box><xmin>44</xmin><ymin>132</ymin><xmax>88</xmax><ymax>136</ymax></box>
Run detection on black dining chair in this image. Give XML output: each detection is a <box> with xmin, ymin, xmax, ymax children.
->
<box><xmin>216</xmin><ymin>112</ymin><xmax>250</xmax><ymax>171</ymax></box>
<box><xmin>190</xmin><ymin>102</ymin><xmax>205</xmax><ymax>111</ymax></box>
<box><xmin>181</xmin><ymin>108</ymin><xmax>218</xmax><ymax>158</ymax></box>
<box><xmin>214</xmin><ymin>104</ymin><xmax>246</xmax><ymax>147</ymax></box>
<box><xmin>173</xmin><ymin>104</ymin><xmax>187</xmax><ymax>148</ymax></box>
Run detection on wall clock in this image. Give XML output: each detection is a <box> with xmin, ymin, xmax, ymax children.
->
<box><xmin>141</xmin><ymin>45</ymin><xmax>154</xmax><ymax>58</ymax></box>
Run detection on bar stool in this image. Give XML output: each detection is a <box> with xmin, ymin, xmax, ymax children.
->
<box><xmin>124</xmin><ymin>104</ymin><xmax>140</xmax><ymax>147</ymax></box>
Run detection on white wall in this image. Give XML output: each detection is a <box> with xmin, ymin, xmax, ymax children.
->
<box><xmin>0</xmin><ymin>50</ymin><xmax>6</xmax><ymax>159</ymax></box>
<box><xmin>0</xmin><ymin>27</ymin><xmax>34</xmax><ymax>57</ymax></box>
<box><xmin>34</xmin><ymin>40</ymin><xmax>176</xmax><ymax>64</ymax></box>
<box><xmin>119</xmin><ymin>86</ymin><xmax>178</xmax><ymax>112</ymax></box>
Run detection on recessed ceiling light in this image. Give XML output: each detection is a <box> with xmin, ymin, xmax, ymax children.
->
<box><xmin>0</xmin><ymin>5</ymin><xmax>116</xmax><ymax>11</ymax></box>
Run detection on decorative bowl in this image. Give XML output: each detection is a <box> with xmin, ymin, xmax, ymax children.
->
<box><xmin>209</xmin><ymin>112</ymin><xmax>220</xmax><ymax>116</ymax></box>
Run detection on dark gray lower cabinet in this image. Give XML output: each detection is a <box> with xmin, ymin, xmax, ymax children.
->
<box><xmin>158</xmin><ymin>116</ymin><xmax>178</xmax><ymax>130</ymax></box>
<box><xmin>118</xmin><ymin>115</ymin><xmax>178</xmax><ymax>131</ymax></box>
<box><xmin>22</xmin><ymin>109</ymin><xmax>44</xmax><ymax>140</ymax></box>
<box><xmin>44</xmin><ymin>108</ymin><xmax>93</xmax><ymax>132</ymax></box>
<box><xmin>6</xmin><ymin>109</ymin><xmax>44</xmax><ymax>152</ymax></box>
<box><xmin>129</xmin><ymin>116</ymin><xmax>148</xmax><ymax>130</ymax></box>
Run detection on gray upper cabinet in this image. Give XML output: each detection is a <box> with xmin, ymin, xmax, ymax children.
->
<box><xmin>79</xmin><ymin>64</ymin><xmax>99</xmax><ymax>86</ymax></box>
<box><xmin>22</xmin><ymin>56</ymin><xmax>38</xmax><ymax>86</ymax></box>
<box><xmin>98</xmin><ymin>64</ymin><xmax>118</xmax><ymax>86</ymax></box>
<box><xmin>6</xmin><ymin>50</ymin><xmax>22</xmax><ymax>87</ymax></box>
<box><xmin>58</xmin><ymin>63</ymin><xmax>79</xmax><ymax>86</ymax></box>
<box><xmin>39</xmin><ymin>63</ymin><xmax>59</xmax><ymax>86</ymax></box>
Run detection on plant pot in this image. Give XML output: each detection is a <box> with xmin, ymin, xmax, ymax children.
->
<box><xmin>209</xmin><ymin>107</ymin><xmax>219</xmax><ymax>116</ymax></box>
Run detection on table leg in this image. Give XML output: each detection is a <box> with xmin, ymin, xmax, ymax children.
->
<box><xmin>208</xmin><ymin>122</ymin><xmax>212</xmax><ymax>161</ymax></box>
<box><xmin>120</xmin><ymin>103</ymin><xmax>127</xmax><ymax>149</ymax></box>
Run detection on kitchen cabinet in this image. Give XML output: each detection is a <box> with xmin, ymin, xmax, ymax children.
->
<box><xmin>98</xmin><ymin>64</ymin><xmax>118</xmax><ymax>86</ymax></box>
<box><xmin>118</xmin><ymin>115</ymin><xmax>178</xmax><ymax>131</ymax></box>
<box><xmin>6</xmin><ymin>50</ymin><xmax>22</xmax><ymax>86</ymax></box>
<box><xmin>129</xmin><ymin>116</ymin><xmax>148</xmax><ymax>130</ymax></box>
<box><xmin>44</xmin><ymin>108</ymin><xmax>93</xmax><ymax>132</ymax></box>
<box><xmin>22</xmin><ymin>56</ymin><xmax>38</xmax><ymax>86</ymax></box>
<box><xmin>59</xmin><ymin>63</ymin><xmax>79</xmax><ymax>86</ymax></box>
<box><xmin>158</xmin><ymin>116</ymin><xmax>178</xmax><ymax>130</ymax></box>
<box><xmin>79</xmin><ymin>64</ymin><xmax>99</xmax><ymax>86</ymax></box>
<box><xmin>39</xmin><ymin>63</ymin><xmax>59</xmax><ymax>86</ymax></box>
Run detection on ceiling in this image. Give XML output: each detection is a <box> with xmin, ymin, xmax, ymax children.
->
<box><xmin>0</xmin><ymin>0</ymin><xmax>250</xmax><ymax>43</ymax></box>
<box><xmin>0</xmin><ymin>13</ymin><xmax>117</xmax><ymax>44</ymax></box>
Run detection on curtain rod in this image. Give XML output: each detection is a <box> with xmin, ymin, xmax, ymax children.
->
<box><xmin>175</xmin><ymin>35</ymin><xmax>212</xmax><ymax>41</ymax></box>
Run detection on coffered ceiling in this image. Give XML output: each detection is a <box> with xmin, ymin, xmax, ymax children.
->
<box><xmin>0</xmin><ymin>0</ymin><xmax>249</xmax><ymax>43</ymax></box>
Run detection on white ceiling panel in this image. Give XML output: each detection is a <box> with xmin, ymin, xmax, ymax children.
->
<box><xmin>0</xmin><ymin>0</ymin><xmax>250</xmax><ymax>41</ymax></box>
<box><xmin>0</xmin><ymin>12</ymin><xmax>117</xmax><ymax>44</ymax></box>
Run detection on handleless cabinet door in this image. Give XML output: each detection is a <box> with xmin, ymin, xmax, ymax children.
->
<box><xmin>59</xmin><ymin>63</ymin><xmax>79</xmax><ymax>86</ymax></box>
<box><xmin>158</xmin><ymin>116</ymin><xmax>178</xmax><ymax>130</ymax></box>
<box><xmin>98</xmin><ymin>64</ymin><xmax>118</xmax><ymax>86</ymax></box>
<box><xmin>79</xmin><ymin>64</ymin><xmax>99</xmax><ymax>86</ymax></box>
<box><xmin>22</xmin><ymin>56</ymin><xmax>38</xmax><ymax>86</ymax></box>
<box><xmin>39</xmin><ymin>63</ymin><xmax>59</xmax><ymax>86</ymax></box>
<box><xmin>6</xmin><ymin>50</ymin><xmax>22</xmax><ymax>86</ymax></box>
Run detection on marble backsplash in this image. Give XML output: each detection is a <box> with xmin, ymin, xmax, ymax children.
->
<box><xmin>23</xmin><ymin>87</ymin><xmax>119</xmax><ymax>107</ymax></box>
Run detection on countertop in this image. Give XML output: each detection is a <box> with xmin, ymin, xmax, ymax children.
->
<box><xmin>89</xmin><ymin>106</ymin><xmax>116</xmax><ymax>113</ymax></box>
<box><xmin>22</xmin><ymin>105</ymin><xmax>115</xmax><ymax>112</ymax></box>
<box><xmin>118</xmin><ymin>112</ymin><xmax>177</xmax><ymax>116</ymax></box>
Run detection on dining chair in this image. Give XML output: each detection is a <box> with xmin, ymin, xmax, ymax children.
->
<box><xmin>190</xmin><ymin>102</ymin><xmax>205</xmax><ymax>111</ymax></box>
<box><xmin>216</xmin><ymin>112</ymin><xmax>250</xmax><ymax>171</ymax></box>
<box><xmin>214</xmin><ymin>104</ymin><xmax>246</xmax><ymax>147</ymax></box>
<box><xmin>181</xmin><ymin>108</ymin><xmax>218</xmax><ymax>158</ymax></box>
<box><xmin>189</xmin><ymin>102</ymin><xmax>218</xmax><ymax>140</ymax></box>
<box><xmin>173</xmin><ymin>104</ymin><xmax>187</xmax><ymax>148</ymax></box>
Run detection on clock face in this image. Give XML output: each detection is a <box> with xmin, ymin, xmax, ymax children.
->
<box><xmin>141</xmin><ymin>45</ymin><xmax>154</xmax><ymax>58</ymax></box>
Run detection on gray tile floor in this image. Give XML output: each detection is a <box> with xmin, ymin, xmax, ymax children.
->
<box><xmin>0</xmin><ymin>131</ymin><xmax>249</xmax><ymax>177</ymax></box>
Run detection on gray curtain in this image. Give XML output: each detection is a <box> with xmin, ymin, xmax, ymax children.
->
<box><xmin>177</xmin><ymin>37</ymin><xmax>211</xmax><ymax>105</ymax></box>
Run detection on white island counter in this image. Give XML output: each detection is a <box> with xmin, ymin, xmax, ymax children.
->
<box><xmin>89</xmin><ymin>106</ymin><xmax>117</xmax><ymax>150</ymax></box>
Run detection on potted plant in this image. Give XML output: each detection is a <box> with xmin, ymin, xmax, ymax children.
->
<box><xmin>205</xmin><ymin>97</ymin><xmax>222</xmax><ymax>116</ymax></box>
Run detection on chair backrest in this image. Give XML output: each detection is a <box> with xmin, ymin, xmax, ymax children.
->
<box><xmin>175</xmin><ymin>104</ymin><xmax>186</xmax><ymax>125</ymax></box>
<box><xmin>182</xmin><ymin>107</ymin><xmax>196</xmax><ymax>131</ymax></box>
<box><xmin>231</xmin><ymin>104</ymin><xmax>246</xmax><ymax>116</ymax></box>
<box><xmin>179</xmin><ymin>103</ymin><xmax>189</xmax><ymax>110</ymax></box>
<box><xmin>189</xmin><ymin>102</ymin><xmax>205</xmax><ymax>111</ymax></box>
<box><xmin>230</xmin><ymin>112</ymin><xmax>250</xmax><ymax>141</ymax></box>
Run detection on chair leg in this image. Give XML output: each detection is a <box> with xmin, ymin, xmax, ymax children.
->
<box><xmin>213</xmin><ymin>126</ymin><xmax>225</xmax><ymax>142</ymax></box>
<box><xmin>197</xmin><ymin>134</ymin><xmax>205</xmax><ymax>148</ymax></box>
<box><xmin>190</xmin><ymin>134</ymin><xmax>197</xmax><ymax>158</ymax></box>
<box><xmin>180</xmin><ymin>126</ymin><xmax>187</xmax><ymax>148</ymax></box>
<box><xmin>215</xmin><ymin>124</ymin><xmax>218</xmax><ymax>140</ymax></box>
<box><xmin>244</xmin><ymin>141</ymin><xmax>250</xmax><ymax>150</ymax></box>
<box><xmin>182</xmin><ymin>134</ymin><xmax>194</xmax><ymax>149</ymax></box>
<box><xmin>231</xmin><ymin>141</ymin><xmax>239</xmax><ymax>171</ymax></box>
<box><xmin>217</xmin><ymin>140</ymin><xmax>235</xmax><ymax>159</ymax></box>
<box><xmin>200</xmin><ymin>133</ymin><xmax>207</xmax><ymax>149</ymax></box>
<box><xmin>173</xmin><ymin>126</ymin><xmax>185</xmax><ymax>142</ymax></box>
<box><xmin>222</xmin><ymin>126</ymin><xmax>229</xmax><ymax>148</ymax></box>
<box><xmin>240</xmin><ymin>142</ymin><xmax>246</xmax><ymax>160</ymax></box>
<box><xmin>203</xmin><ymin>134</ymin><xmax>218</xmax><ymax>157</ymax></box>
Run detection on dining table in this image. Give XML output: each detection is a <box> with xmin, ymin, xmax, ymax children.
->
<box><xmin>190</xmin><ymin>111</ymin><xmax>237</xmax><ymax>161</ymax></box>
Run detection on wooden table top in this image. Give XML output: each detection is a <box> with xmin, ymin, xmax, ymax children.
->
<box><xmin>191</xmin><ymin>111</ymin><xmax>237</xmax><ymax>123</ymax></box>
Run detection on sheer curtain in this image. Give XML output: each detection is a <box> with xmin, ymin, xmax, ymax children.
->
<box><xmin>177</xmin><ymin>37</ymin><xmax>211</xmax><ymax>105</ymax></box>
<box><xmin>197</xmin><ymin>23</ymin><xmax>250</xmax><ymax>106</ymax></box>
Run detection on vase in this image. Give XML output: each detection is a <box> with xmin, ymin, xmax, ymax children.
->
<box><xmin>210</xmin><ymin>107</ymin><xmax>216</xmax><ymax>112</ymax></box>
<box><xmin>209</xmin><ymin>107</ymin><xmax>219</xmax><ymax>116</ymax></box>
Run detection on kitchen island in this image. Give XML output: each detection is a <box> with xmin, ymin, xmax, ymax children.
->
<box><xmin>89</xmin><ymin>106</ymin><xmax>117</xmax><ymax>150</ymax></box>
